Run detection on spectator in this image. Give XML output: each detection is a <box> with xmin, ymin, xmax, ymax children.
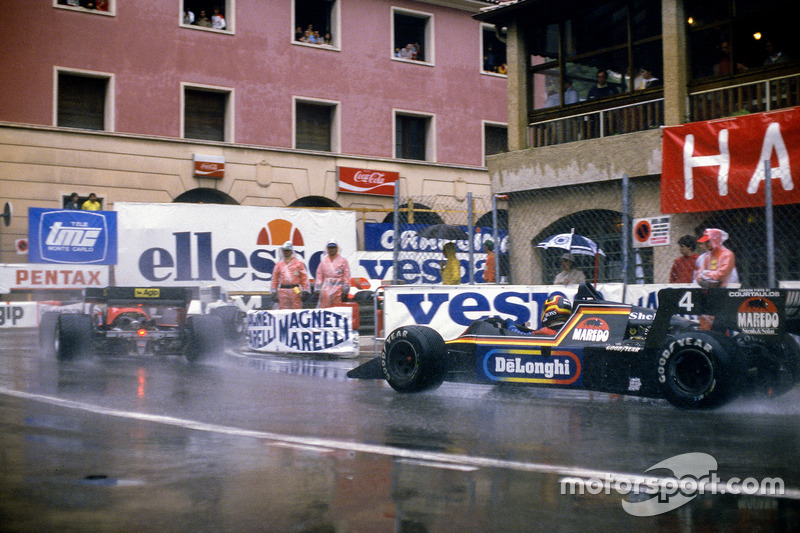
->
<box><xmin>211</xmin><ymin>7</ymin><xmax>226</xmax><ymax>30</ymax></box>
<box><xmin>714</xmin><ymin>40</ymin><xmax>746</xmax><ymax>76</ymax></box>
<box><xmin>323</xmin><ymin>33</ymin><xmax>332</xmax><ymax>45</ymax></box>
<box><xmin>399</xmin><ymin>44</ymin><xmax>413</xmax><ymax>60</ymax></box>
<box><xmin>95</xmin><ymin>0</ymin><xmax>108</xmax><ymax>10</ymax></box>
<box><xmin>496</xmin><ymin>63</ymin><xmax>507</xmax><ymax>75</ymax></box>
<box><xmin>440</xmin><ymin>242</ymin><xmax>461</xmax><ymax>285</ymax></box>
<box><xmin>81</xmin><ymin>192</ymin><xmax>101</xmax><ymax>210</ymax></box>
<box><xmin>484</xmin><ymin>45</ymin><xmax>498</xmax><ymax>72</ymax></box>
<box><xmin>65</xmin><ymin>192</ymin><xmax>81</xmax><ymax>210</ymax></box>
<box><xmin>315</xmin><ymin>239</ymin><xmax>352</xmax><ymax>308</ymax></box>
<box><xmin>763</xmin><ymin>40</ymin><xmax>789</xmax><ymax>66</ymax></box>
<box><xmin>636</xmin><ymin>67</ymin><xmax>661</xmax><ymax>89</ymax></box>
<box><xmin>669</xmin><ymin>235</ymin><xmax>698</xmax><ymax>283</ymax></box>
<box><xmin>544</xmin><ymin>78</ymin><xmax>579</xmax><ymax>107</ymax></box>
<box><xmin>483</xmin><ymin>239</ymin><xmax>496</xmax><ymax>283</ymax></box>
<box><xmin>295</xmin><ymin>26</ymin><xmax>304</xmax><ymax>41</ymax></box>
<box><xmin>695</xmin><ymin>229</ymin><xmax>736</xmax><ymax>288</ymax></box>
<box><xmin>553</xmin><ymin>252</ymin><xmax>586</xmax><ymax>285</ymax></box>
<box><xmin>587</xmin><ymin>70</ymin><xmax>618</xmax><ymax>99</ymax></box>
<box><xmin>270</xmin><ymin>241</ymin><xmax>310</xmax><ymax>309</ymax></box>
<box><xmin>183</xmin><ymin>9</ymin><xmax>195</xmax><ymax>25</ymax></box>
<box><xmin>196</xmin><ymin>10</ymin><xmax>211</xmax><ymax>27</ymax></box>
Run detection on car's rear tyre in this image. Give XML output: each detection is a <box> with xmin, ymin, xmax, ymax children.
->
<box><xmin>39</xmin><ymin>311</ymin><xmax>60</xmax><ymax>359</ymax></box>
<box><xmin>381</xmin><ymin>326</ymin><xmax>446</xmax><ymax>392</ymax></box>
<box><xmin>186</xmin><ymin>315</ymin><xmax>225</xmax><ymax>362</ymax></box>
<box><xmin>657</xmin><ymin>331</ymin><xmax>739</xmax><ymax>409</ymax></box>
<box><xmin>57</xmin><ymin>314</ymin><xmax>94</xmax><ymax>361</ymax></box>
<box><xmin>208</xmin><ymin>305</ymin><xmax>244</xmax><ymax>341</ymax></box>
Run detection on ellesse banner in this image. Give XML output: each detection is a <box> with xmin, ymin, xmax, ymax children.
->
<box><xmin>662</xmin><ymin>107</ymin><xmax>800</xmax><ymax>213</ymax></box>
<box><xmin>114</xmin><ymin>203</ymin><xmax>357</xmax><ymax>292</ymax></box>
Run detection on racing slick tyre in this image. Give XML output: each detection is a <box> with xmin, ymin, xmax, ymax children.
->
<box><xmin>56</xmin><ymin>313</ymin><xmax>94</xmax><ymax>361</ymax></box>
<box><xmin>209</xmin><ymin>305</ymin><xmax>245</xmax><ymax>342</ymax></box>
<box><xmin>381</xmin><ymin>325</ymin><xmax>447</xmax><ymax>393</ymax></box>
<box><xmin>186</xmin><ymin>315</ymin><xmax>225</xmax><ymax>362</ymax></box>
<box><xmin>657</xmin><ymin>331</ymin><xmax>740</xmax><ymax>409</ymax></box>
<box><xmin>39</xmin><ymin>311</ymin><xmax>60</xmax><ymax>359</ymax></box>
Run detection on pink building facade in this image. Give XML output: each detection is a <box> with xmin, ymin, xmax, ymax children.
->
<box><xmin>0</xmin><ymin>1</ymin><xmax>507</xmax><ymax>264</ymax></box>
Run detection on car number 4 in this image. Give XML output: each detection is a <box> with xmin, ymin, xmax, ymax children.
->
<box><xmin>678</xmin><ymin>291</ymin><xmax>695</xmax><ymax>313</ymax></box>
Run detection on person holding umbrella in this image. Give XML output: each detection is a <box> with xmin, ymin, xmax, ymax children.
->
<box><xmin>554</xmin><ymin>252</ymin><xmax>586</xmax><ymax>285</ymax></box>
<box><xmin>440</xmin><ymin>242</ymin><xmax>461</xmax><ymax>285</ymax></box>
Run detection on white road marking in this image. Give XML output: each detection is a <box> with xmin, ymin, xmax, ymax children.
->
<box><xmin>2</xmin><ymin>386</ymin><xmax>799</xmax><ymax>500</ymax></box>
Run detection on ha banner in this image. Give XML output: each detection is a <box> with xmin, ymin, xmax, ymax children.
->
<box><xmin>246</xmin><ymin>307</ymin><xmax>358</xmax><ymax>355</ymax></box>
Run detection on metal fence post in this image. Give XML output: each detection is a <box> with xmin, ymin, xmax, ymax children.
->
<box><xmin>468</xmin><ymin>191</ymin><xmax>475</xmax><ymax>284</ymax></box>
<box><xmin>621</xmin><ymin>174</ymin><xmax>630</xmax><ymax>300</ymax></box>
<box><xmin>492</xmin><ymin>194</ymin><xmax>500</xmax><ymax>283</ymax></box>
<box><xmin>765</xmin><ymin>160</ymin><xmax>775</xmax><ymax>287</ymax></box>
<box><xmin>393</xmin><ymin>182</ymin><xmax>400</xmax><ymax>286</ymax></box>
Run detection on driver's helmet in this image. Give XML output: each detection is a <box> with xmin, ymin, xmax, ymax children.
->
<box><xmin>541</xmin><ymin>295</ymin><xmax>572</xmax><ymax>329</ymax></box>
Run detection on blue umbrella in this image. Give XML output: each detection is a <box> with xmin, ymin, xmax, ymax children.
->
<box><xmin>536</xmin><ymin>229</ymin><xmax>605</xmax><ymax>257</ymax></box>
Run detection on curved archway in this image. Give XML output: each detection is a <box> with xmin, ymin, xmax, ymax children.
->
<box><xmin>290</xmin><ymin>196</ymin><xmax>341</xmax><ymax>208</ymax></box>
<box><xmin>173</xmin><ymin>188</ymin><xmax>238</xmax><ymax>204</ymax></box>
<box><xmin>531</xmin><ymin>209</ymin><xmax>645</xmax><ymax>284</ymax></box>
<box><xmin>381</xmin><ymin>202</ymin><xmax>444</xmax><ymax>225</ymax></box>
<box><xmin>475</xmin><ymin>209</ymin><xmax>508</xmax><ymax>230</ymax></box>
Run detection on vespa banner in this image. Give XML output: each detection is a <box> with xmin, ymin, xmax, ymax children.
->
<box><xmin>381</xmin><ymin>284</ymin><xmax>668</xmax><ymax>340</ymax></box>
<box><xmin>114</xmin><ymin>203</ymin><xmax>357</xmax><ymax>292</ymax></box>
<box><xmin>662</xmin><ymin>107</ymin><xmax>800</xmax><ymax>213</ymax></box>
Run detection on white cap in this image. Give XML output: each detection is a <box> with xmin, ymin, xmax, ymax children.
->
<box><xmin>327</xmin><ymin>238</ymin><xmax>338</xmax><ymax>247</ymax></box>
<box><xmin>281</xmin><ymin>241</ymin><xmax>293</xmax><ymax>251</ymax></box>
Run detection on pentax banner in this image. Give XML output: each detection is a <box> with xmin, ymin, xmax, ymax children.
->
<box><xmin>661</xmin><ymin>107</ymin><xmax>800</xmax><ymax>213</ymax></box>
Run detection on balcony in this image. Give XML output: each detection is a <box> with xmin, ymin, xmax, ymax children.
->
<box><xmin>527</xmin><ymin>91</ymin><xmax>664</xmax><ymax>149</ymax></box>
<box><xmin>689</xmin><ymin>70</ymin><xmax>800</xmax><ymax>122</ymax></box>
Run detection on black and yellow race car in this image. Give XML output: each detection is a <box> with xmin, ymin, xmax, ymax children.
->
<box><xmin>348</xmin><ymin>283</ymin><xmax>800</xmax><ymax>409</ymax></box>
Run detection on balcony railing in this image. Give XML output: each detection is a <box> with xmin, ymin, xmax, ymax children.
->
<box><xmin>689</xmin><ymin>72</ymin><xmax>800</xmax><ymax>122</ymax></box>
<box><xmin>528</xmin><ymin>97</ymin><xmax>664</xmax><ymax>148</ymax></box>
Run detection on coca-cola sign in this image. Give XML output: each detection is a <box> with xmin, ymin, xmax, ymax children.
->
<box><xmin>193</xmin><ymin>154</ymin><xmax>225</xmax><ymax>179</ymax></box>
<box><xmin>338</xmin><ymin>166</ymin><xmax>399</xmax><ymax>196</ymax></box>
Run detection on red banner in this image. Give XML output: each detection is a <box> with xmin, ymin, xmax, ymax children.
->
<box><xmin>337</xmin><ymin>167</ymin><xmax>399</xmax><ymax>197</ymax></box>
<box><xmin>661</xmin><ymin>107</ymin><xmax>800</xmax><ymax>213</ymax></box>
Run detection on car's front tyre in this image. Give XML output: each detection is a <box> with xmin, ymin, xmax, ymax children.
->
<box><xmin>381</xmin><ymin>326</ymin><xmax>447</xmax><ymax>392</ymax></box>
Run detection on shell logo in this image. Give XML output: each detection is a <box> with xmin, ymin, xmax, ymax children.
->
<box><xmin>257</xmin><ymin>219</ymin><xmax>305</xmax><ymax>247</ymax></box>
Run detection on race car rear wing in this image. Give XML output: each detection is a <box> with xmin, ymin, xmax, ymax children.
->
<box><xmin>647</xmin><ymin>288</ymin><xmax>791</xmax><ymax>349</ymax></box>
<box><xmin>84</xmin><ymin>287</ymin><xmax>193</xmax><ymax>307</ymax></box>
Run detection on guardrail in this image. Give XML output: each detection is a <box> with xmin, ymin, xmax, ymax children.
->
<box><xmin>528</xmin><ymin>98</ymin><xmax>664</xmax><ymax>148</ymax></box>
<box><xmin>689</xmin><ymin>72</ymin><xmax>800</xmax><ymax>122</ymax></box>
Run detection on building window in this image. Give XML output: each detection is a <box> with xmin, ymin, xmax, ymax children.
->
<box><xmin>686</xmin><ymin>0</ymin><xmax>796</xmax><ymax>80</ymax></box>
<box><xmin>527</xmin><ymin>1</ymin><xmax>662</xmax><ymax>110</ymax></box>
<box><xmin>395</xmin><ymin>113</ymin><xmax>433</xmax><ymax>161</ymax></box>
<box><xmin>293</xmin><ymin>0</ymin><xmax>338</xmax><ymax>47</ymax></box>
<box><xmin>182</xmin><ymin>1</ymin><xmax>232</xmax><ymax>31</ymax></box>
<box><xmin>55</xmin><ymin>0</ymin><xmax>114</xmax><ymax>14</ymax></box>
<box><xmin>295</xmin><ymin>100</ymin><xmax>338</xmax><ymax>152</ymax></box>
<box><xmin>392</xmin><ymin>8</ymin><xmax>432</xmax><ymax>63</ymax></box>
<box><xmin>484</xmin><ymin>123</ymin><xmax>508</xmax><ymax>164</ymax></box>
<box><xmin>482</xmin><ymin>25</ymin><xmax>507</xmax><ymax>74</ymax></box>
<box><xmin>57</xmin><ymin>71</ymin><xmax>111</xmax><ymax>131</ymax></box>
<box><xmin>184</xmin><ymin>87</ymin><xmax>231</xmax><ymax>142</ymax></box>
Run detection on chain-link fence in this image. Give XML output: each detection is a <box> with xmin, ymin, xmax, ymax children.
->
<box><xmin>387</xmin><ymin>165</ymin><xmax>800</xmax><ymax>288</ymax></box>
